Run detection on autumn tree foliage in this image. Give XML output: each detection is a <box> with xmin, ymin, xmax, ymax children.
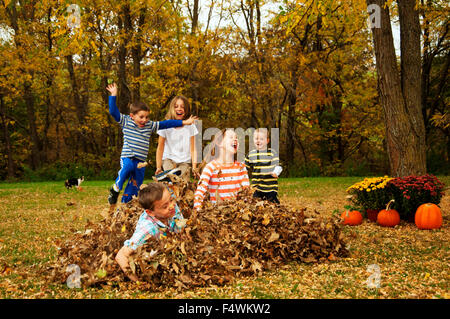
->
<box><xmin>0</xmin><ymin>0</ymin><xmax>447</xmax><ymax>180</ymax></box>
<box><xmin>270</xmin><ymin>0</ymin><xmax>382</xmax><ymax>175</ymax></box>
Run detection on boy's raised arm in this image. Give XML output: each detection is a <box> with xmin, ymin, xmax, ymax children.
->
<box><xmin>106</xmin><ymin>83</ymin><xmax>120</xmax><ymax>122</ymax></box>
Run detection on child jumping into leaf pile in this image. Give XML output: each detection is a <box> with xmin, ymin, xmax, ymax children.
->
<box><xmin>193</xmin><ymin>129</ymin><xmax>250</xmax><ymax>211</ymax></box>
<box><xmin>115</xmin><ymin>182</ymin><xmax>185</xmax><ymax>281</ymax></box>
<box><xmin>106</xmin><ymin>83</ymin><xmax>197</xmax><ymax>204</ymax></box>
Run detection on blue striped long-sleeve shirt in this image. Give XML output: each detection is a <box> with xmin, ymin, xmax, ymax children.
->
<box><xmin>109</xmin><ymin>96</ymin><xmax>182</xmax><ymax>161</ymax></box>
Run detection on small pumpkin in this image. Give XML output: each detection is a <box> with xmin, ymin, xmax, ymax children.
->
<box><xmin>341</xmin><ymin>210</ymin><xmax>363</xmax><ymax>226</ymax></box>
<box><xmin>377</xmin><ymin>200</ymin><xmax>400</xmax><ymax>227</ymax></box>
<box><xmin>415</xmin><ymin>203</ymin><xmax>442</xmax><ymax>230</ymax></box>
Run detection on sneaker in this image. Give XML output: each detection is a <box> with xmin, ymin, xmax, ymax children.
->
<box><xmin>155</xmin><ymin>168</ymin><xmax>182</xmax><ymax>183</ymax></box>
<box><xmin>108</xmin><ymin>187</ymin><xmax>120</xmax><ymax>205</ymax></box>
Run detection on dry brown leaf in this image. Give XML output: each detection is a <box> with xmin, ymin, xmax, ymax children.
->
<box><xmin>267</xmin><ymin>231</ymin><xmax>279</xmax><ymax>243</ymax></box>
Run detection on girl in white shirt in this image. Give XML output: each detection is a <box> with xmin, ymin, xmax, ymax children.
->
<box><xmin>155</xmin><ymin>95</ymin><xmax>199</xmax><ymax>182</ymax></box>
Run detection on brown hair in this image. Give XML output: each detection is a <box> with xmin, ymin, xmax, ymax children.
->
<box><xmin>165</xmin><ymin>95</ymin><xmax>191</xmax><ymax>120</ymax></box>
<box><xmin>130</xmin><ymin>101</ymin><xmax>149</xmax><ymax>115</ymax></box>
<box><xmin>138</xmin><ymin>183</ymin><xmax>166</xmax><ymax>210</ymax></box>
<box><xmin>198</xmin><ymin>128</ymin><xmax>235</xmax><ymax>174</ymax></box>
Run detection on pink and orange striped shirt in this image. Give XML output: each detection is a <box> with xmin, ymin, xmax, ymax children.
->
<box><xmin>194</xmin><ymin>160</ymin><xmax>250</xmax><ymax>210</ymax></box>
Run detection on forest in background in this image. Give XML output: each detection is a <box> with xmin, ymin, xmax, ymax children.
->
<box><xmin>0</xmin><ymin>0</ymin><xmax>448</xmax><ymax>181</ymax></box>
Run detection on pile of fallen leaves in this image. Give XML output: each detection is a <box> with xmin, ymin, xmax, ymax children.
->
<box><xmin>45</xmin><ymin>181</ymin><xmax>349</xmax><ymax>290</ymax></box>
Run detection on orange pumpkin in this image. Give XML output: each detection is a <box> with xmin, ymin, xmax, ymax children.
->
<box><xmin>415</xmin><ymin>203</ymin><xmax>442</xmax><ymax>230</ymax></box>
<box><xmin>377</xmin><ymin>200</ymin><xmax>400</xmax><ymax>227</ymax></box>
<box><xmin>341</xmin><ymin>210</ymin><xmax>363</xmax><ymax>226</ymax></box>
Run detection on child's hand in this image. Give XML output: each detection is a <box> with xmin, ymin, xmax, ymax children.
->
<box><xmin>155</xmin><ymin>168</ymin><xmax>163</xmax><ymax>175</ymax></box>
<box><xmin>106</xmin><ymin>83</ymin><xmax>118</xmax><ymax>96</ymax></box>
<box><xmin>272</xmin><ymin>166</ymin><xmax>282</xmax><ymax>178</ymax></box>
<box><xmin>182</xmin><ymin>115</ymin><xmax>198</xmax><ymax>126</ymax></box>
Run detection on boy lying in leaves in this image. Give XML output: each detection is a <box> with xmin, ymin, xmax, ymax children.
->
<box><xmin>115</xmin><ymin>182</ymin><xmax>185</xmax><ymax>281</ymax></box>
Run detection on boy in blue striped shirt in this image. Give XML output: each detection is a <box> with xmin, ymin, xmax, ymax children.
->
<box><xmin>106</xmin><ymin>83</ymin><xmax>197</xmax><ymax>204</ymax></box>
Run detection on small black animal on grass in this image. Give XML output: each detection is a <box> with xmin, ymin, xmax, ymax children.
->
<box><xmin>65</xmin><ymin>176</ymin><xmax>84</xmax><ymax>190</ymax></box>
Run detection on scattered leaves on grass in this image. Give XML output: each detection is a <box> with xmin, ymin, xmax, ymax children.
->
<box><xmin>2</xmin><ymin>179</ymin><xmax>447</xmax><ymax>298</ymax></box>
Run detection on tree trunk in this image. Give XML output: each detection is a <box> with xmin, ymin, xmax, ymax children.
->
<box><xmin>286</xmin><ymin>90</ymin><xmax>296</xmax><ymax>174</ymax></box>
<box><xmin>41</xmin><ymin>7</ymin><xmax>54</xmax><ymax>163</ymax></box>
<box><xmin>420</xmin><ymin>0</ymin><xmax>432</xmax><ymax>131</ymax></box>
<box><xmin>397</xmin><ymin>0</ymin><xmax>427</xmax><ymax>171</ymax></box>
<box><xmin>0</xmin><ymin>95</ymin><xmax>15</xmax><ymax>178</ymax></box>
<box><xmin>97</xmin><ymin>25</ymin><xmax>115</xmax><ymax>150</ymax></box>
<box><xmin>191</xmin><ymin>0</ymin><xmax>199</xmax><ymax>34</ymax></box>
<box><xmin>66</xmin><ymin>55</ymin><xmax>89</xmax><ymax>154</ymax></box>
<box><xmin>24</xmin><ymin>82</ymin><xmax>40</xmax><ymax>169</ymax></box>
<box><xmin>131</xmin><ymin>47</ymin><xmax>141</xmax><ymax>103</ymax></box>
<box><xmin>117</xmin><ymin>4</ymin><xmax>132</xmax><ymax>113</ymax></box>
<box><xmin>366</xmin><ymin>0</ymin><xmax>427</xmax><ymax>177</ymax></box>
<box><xmin>66</xmin><ymin>55</ymin><xmax>86</xmax><ymax>124</ymax></box>
<box><xmin>131</xmin><ymin>7</ymin><xmax>146</xmax><ymax>103</ymax></box>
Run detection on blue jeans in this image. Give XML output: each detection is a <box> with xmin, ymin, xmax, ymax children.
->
<box><xmin>114</xmin><ymin>157</ymin><xmax>146</xmax><ymax>203</ymax></box>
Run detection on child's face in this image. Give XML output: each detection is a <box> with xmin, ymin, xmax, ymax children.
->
<box><xmin>253</xmin><ymin>132</ymin><xmax>269</xmax><ymax>150</ymax></box>
<box><xmin>174</xmin><ymin>99</ymin><xmax>185</xmax><ymax>120</ymax></box>
<box><xmin>220</xmin><ymin>130</ymin><xmax>239</xmax><ymax>155</ymax></box>
<box><xmin>151</xmin><ymin>189</ymin><xmax>175</xmax><ymax>221</ymax></box>
<box><xmin>130</xmin><ymin>110</ymin><xmax>150</xmax><ymax>128</ymax></box>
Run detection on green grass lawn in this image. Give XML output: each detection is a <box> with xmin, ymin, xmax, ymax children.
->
<box><xmin>0</xmin><ymin>177</ymin><xmax>449</xmax><ymax>299</ymax></box>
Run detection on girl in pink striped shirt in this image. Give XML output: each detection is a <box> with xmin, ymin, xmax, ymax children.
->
<box><xmin>194</xmin><ymin>129</ymin><xmax>250</xmax><ymax>211</ymax></box>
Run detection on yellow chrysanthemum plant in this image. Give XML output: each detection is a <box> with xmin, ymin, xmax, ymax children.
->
<box><xmin>346</xmin><ymin>176</ymin><xmax>394</xmax><ymax>220</ymax></box>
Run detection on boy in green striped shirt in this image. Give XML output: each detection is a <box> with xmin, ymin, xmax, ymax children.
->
<box><xmin>245</xmin><ymin>128</ymin><xmax>282</xmax><ymax>204</ymax></box>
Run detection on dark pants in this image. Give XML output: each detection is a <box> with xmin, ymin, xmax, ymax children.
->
<box><xmin>253</xmin><ymin>190</ymin><xmax>280</xmax><ymax>204</ymax></box>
